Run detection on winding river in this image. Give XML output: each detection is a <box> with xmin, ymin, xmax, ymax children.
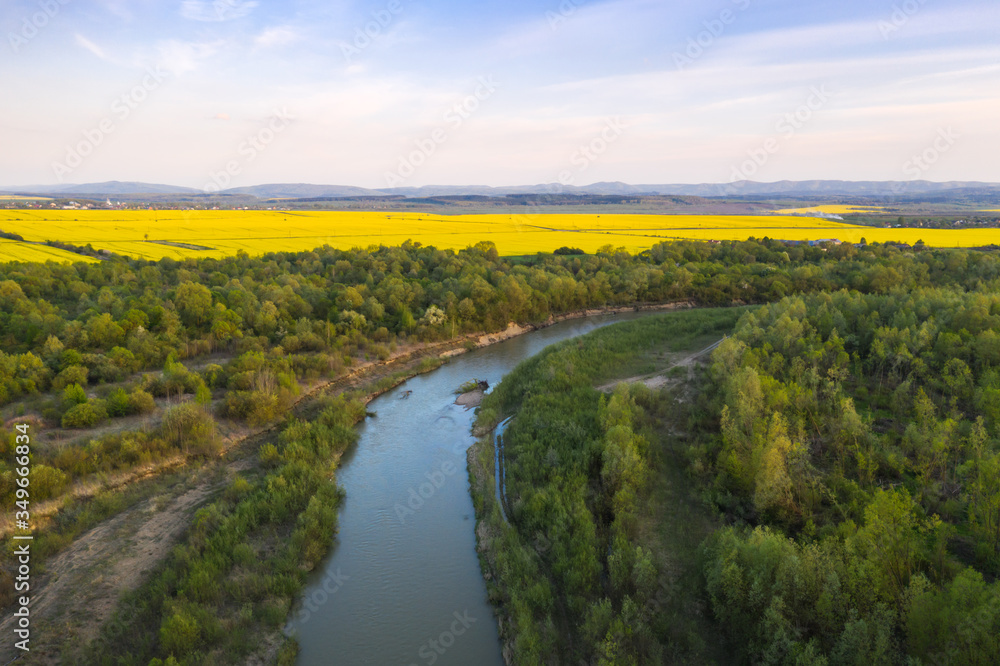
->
<box><xmin>289</xmin><ymin>312</ymin><xmax>651</xmax><ymax>665</ymax></box>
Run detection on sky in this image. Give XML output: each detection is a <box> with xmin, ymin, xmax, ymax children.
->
<box><xmin>1</xmin><ymin>0</ymin><xmax>998</xmax><ymax>189</ymax></box>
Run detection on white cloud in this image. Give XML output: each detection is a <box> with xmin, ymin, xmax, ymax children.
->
<box><xmin>74</xmin><ymin>34</ymin><xmax>111</xmax><ymax>62</ymax></box>
<box><xmin>180</xmin><ymin>0</ymin><xmax>258</xmax><ymax>22</ymax></box>
<box><xmin>255</xmin><ymin>26</ymin><xmax>299</xmax><ymax>49</ymax></box>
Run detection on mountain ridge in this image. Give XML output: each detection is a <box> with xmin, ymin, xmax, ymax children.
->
<box><xmin>4</xmin><ymin>179</ymin><xmax>1000</xmax><ymax>199</ymax></box>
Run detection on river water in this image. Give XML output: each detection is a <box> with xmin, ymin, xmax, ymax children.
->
<box><xmin>290</xmin><ymin>312</ymin><xmax>649</xmax><ymax>665</ymax></box>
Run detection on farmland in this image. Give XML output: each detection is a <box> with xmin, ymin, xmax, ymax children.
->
<box><xmin>0</xmin><ymin>239</ymin><xmax>100</xmax><ymax>263</ymax></box>
<box><xmin>773</xmin><ymin>204</ymin><xmax>885</xmax><ymax>215</ymax></box>
<box><xmin>0</xmin><ymin>210</ymin><xmax>997</xmax><ymax>262</ymax></box>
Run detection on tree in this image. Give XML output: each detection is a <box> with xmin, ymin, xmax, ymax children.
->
<box><xmin>855</xmin><ymin>488</ymin><xmax>923</xmax><ymax>601</ymax></box>
<box><xmin>174</xmin><ymin>282</ymin><xmax>213</xmax><ymax>328</ymax></box>
<box><xmin>753</xmin><ymin>413</ymin><xmax>799</xmax><ymax>518</ymax></box>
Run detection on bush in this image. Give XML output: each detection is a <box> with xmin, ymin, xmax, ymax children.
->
<box><xmin>61</xmin><ymin>400</ymin><xmax>109</xmax><ymax>428</ymax></box>
<box><xmin>52</xmin><ymin>364</ymin><xmax>88</xmax><ymax>391</ymax></box>
<box><xmin>31</xmin><ymin>464</ymin><xmax>69</xmax><ymax>500</ymax></box>
<box><xmin>161</xmin><ymin>403</ymin><xmax>218</xmax><ymax>456</ymax></box>
<box><xmin>61</xmin><ymin>383</ymin><xmax>88</xmax><ymax>410</ymax></box>
<box><xmin>159</xmin><ymin>610</ymin><xmax>200</xmax><ymax>657</ymax></box>
<box><xmin>106</xmin><ymin>387</ymin><xmax>131</xmax><ymax>417</ymax></box>
<box><xmin>223</xmin><ymin>390</ymin><xmax>281</xmax><ymax>427</ymax></box>
<box><xmin>128</xmin><ymin>388</ymin><xmax>156</xmax><ymax>414</ymax></box>
<box><xmin>105</xmin><ymin>387</ymin><xmax>156</xmax><ymax>417</ymax></box>
<box><xmin>259</xmin><ymin>443</ymin><xmax>280</xmax><ymax>467</ymax></box>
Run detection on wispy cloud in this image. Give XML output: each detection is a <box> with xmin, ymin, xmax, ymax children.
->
<box><xmin>2</xmin><ymin>0</ymin><xmax>996</xmax><ymax>187</ymax></box>
<box><xmin>180</xmin><ymin>0</ymin><xmax>258</xmax><ymax>22</ymax></box>
<box><xmin>255</xmin><ymin>26</ymin><xmax>299</xmax><ymax>49</ymax></box>
<box><xmin>74</xmin><ymin>34</ymin><xmax>111</xmax><ymax>62</ymax></box>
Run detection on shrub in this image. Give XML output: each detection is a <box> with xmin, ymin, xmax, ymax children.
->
<box><xmin>61</xmin><ymin>383</ymin><xmax>88</xmax><ymax>410</ymax></box>
<box><xmin>52</xmin><ymin>365</ymin><xmax>88</xmax><ymax>391</ymax></box>
<box><xmin>30</xmin><ymin>464</ymin><xmax>69</xmax><ymax>500</ymax></box>
<box><xmin>106</xmin><ymin>387</ymin><xmax>131</xmax><ymax>417</ymax></box>
<box><xmin>61</xmin><ymin>400</ymin><xmax>109</xmax><ymax>428</ymax></box>
<box><xmin>161</xmin><ymin>403</ymin><xmax>218</xmax><ymax>456</ymax></box>
<box><xmin>223</xmin><ymin>390</ymin><xmax>280</xmax><ymax>427</ymax></box>
<box><xmin>159</xmin><ymin>610</ymin><xmax>200</xmax><ymax>657</ymax></box>
<box><xmin>128</xmin><ymin>388</ymin><xmax>156</xmax><ymax>414</ymax></box>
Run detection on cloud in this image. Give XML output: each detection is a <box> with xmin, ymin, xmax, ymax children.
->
<box><xmin>99</xmin><ymin>0</ymin><xmax>134</xmax><ymax>21</ymax></box>
<box><xmin>213</xmin><ymin>113</ymin><xmax>231</xmax><ymax>120</ymax></box>
<box><xmin>75</xmin><ymin>34</ymin><xmax>111</xmax><ymax>62</ymax></box>
<box><xmin>180</xmin><ymin>0</ymin><xmax>258</xmax><ymax>22</ymax></box>
<box><xmin>255</xmin><ymin>26</ymin><xmax>299</xmax><ymax>49</ymax></box>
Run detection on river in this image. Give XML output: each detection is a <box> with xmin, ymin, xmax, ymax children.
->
<box><xmin>290</xmin><ymin>312</ymin><xmax>651</xmax><ymax>665</ymax></box>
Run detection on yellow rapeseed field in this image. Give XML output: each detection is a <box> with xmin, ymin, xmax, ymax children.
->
<box><xmin>0</xmin><ymin>210</ymin><xmax>996</xmax><ymax>262</ymax></box>
<box><xmin>0</xmin><ymin>239</ymin><xmax>99</xmax><ymax>264</ymax></box>
<box><xmin>773</xmin><ymin>205</ymin><xmax>884</xmax><ymax>215</ymax></box>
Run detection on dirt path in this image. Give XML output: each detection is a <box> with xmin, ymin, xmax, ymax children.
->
<box><xmin>0</xmin><ymin>468</ymin><xmax>229</xmax><ymax>664</ymax></box>
<box><xmin>595</xmin><ymin>337</ymin><xmax>723</xmax><ymax>393</ymax></box>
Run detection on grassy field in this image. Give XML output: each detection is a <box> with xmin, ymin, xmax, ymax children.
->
<box><xmin>0</xmin><ymin>209</ymin><xmax>996</xmax><ymax>261</ymax></box>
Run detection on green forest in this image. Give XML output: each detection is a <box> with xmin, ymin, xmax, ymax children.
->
<box><xmin>2</xmin><ymin>238</ymin><xmax>1000</xmax><ymax>663</ymax></box>
<box><xmin>471</xmin><ymin>279</ymin><xmax>1000</xmax><ymax>664</ymax></box>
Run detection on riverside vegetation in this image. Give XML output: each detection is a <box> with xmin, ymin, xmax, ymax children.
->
<box><xmin>470</xmin><ymin>259</ymin><xmax>1000</xmax><ymax>663</ymax></box>
<box><xmin>1</xmin><ymin>238</ymin><xmax>999</xmax><ymax>662</ymax></box>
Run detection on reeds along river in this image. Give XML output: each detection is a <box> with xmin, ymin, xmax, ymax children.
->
<box><xmin>287</xmin><ymin>312</ymin><xmax>652</xmax><ymax>665</ymax></box>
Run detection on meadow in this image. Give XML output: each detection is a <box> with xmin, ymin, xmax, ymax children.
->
<box><xmin>0</xmin><ymin>209</ymin><xmax>996</xmax><ymax>262</ymax></box>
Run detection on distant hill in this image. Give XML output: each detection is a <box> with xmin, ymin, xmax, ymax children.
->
<box><xmin>0</xmin><ymin>181</ymin><xmax>201</xmax><ymax>196</ymax></box>
<box><xmin>4</xmin><ymin>179</ymin><xmax>1000</xmax><ymax>200</ymax></box>
<box><xmin>637</xmin><ymin>180</ymin><xmax>1000</xmax><ymax>197</ymax></box>
<box><xmin>220</xmin><ymin>183</ymin><xmax>390</xmax><ymax>199</ymax></box>
<box><xmin>380</xmin><ymin>180</ymin><xmax>1000</xmax><ymax>198</ymax></box>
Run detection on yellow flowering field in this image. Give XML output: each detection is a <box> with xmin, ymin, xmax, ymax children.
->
<box><xmin>0</xmin><ymin>209</ymin><xmax>996</xmax><ymax>262</ymax></box>
<box><xmin>0</xmin><ymin>239</ymin><xmax>100</xmax><ymax>263</ymax></box>
<box><xmin>773</xmin><ymin>205</ymin><xmax>885</xmax><ymax>215</ymax></box>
